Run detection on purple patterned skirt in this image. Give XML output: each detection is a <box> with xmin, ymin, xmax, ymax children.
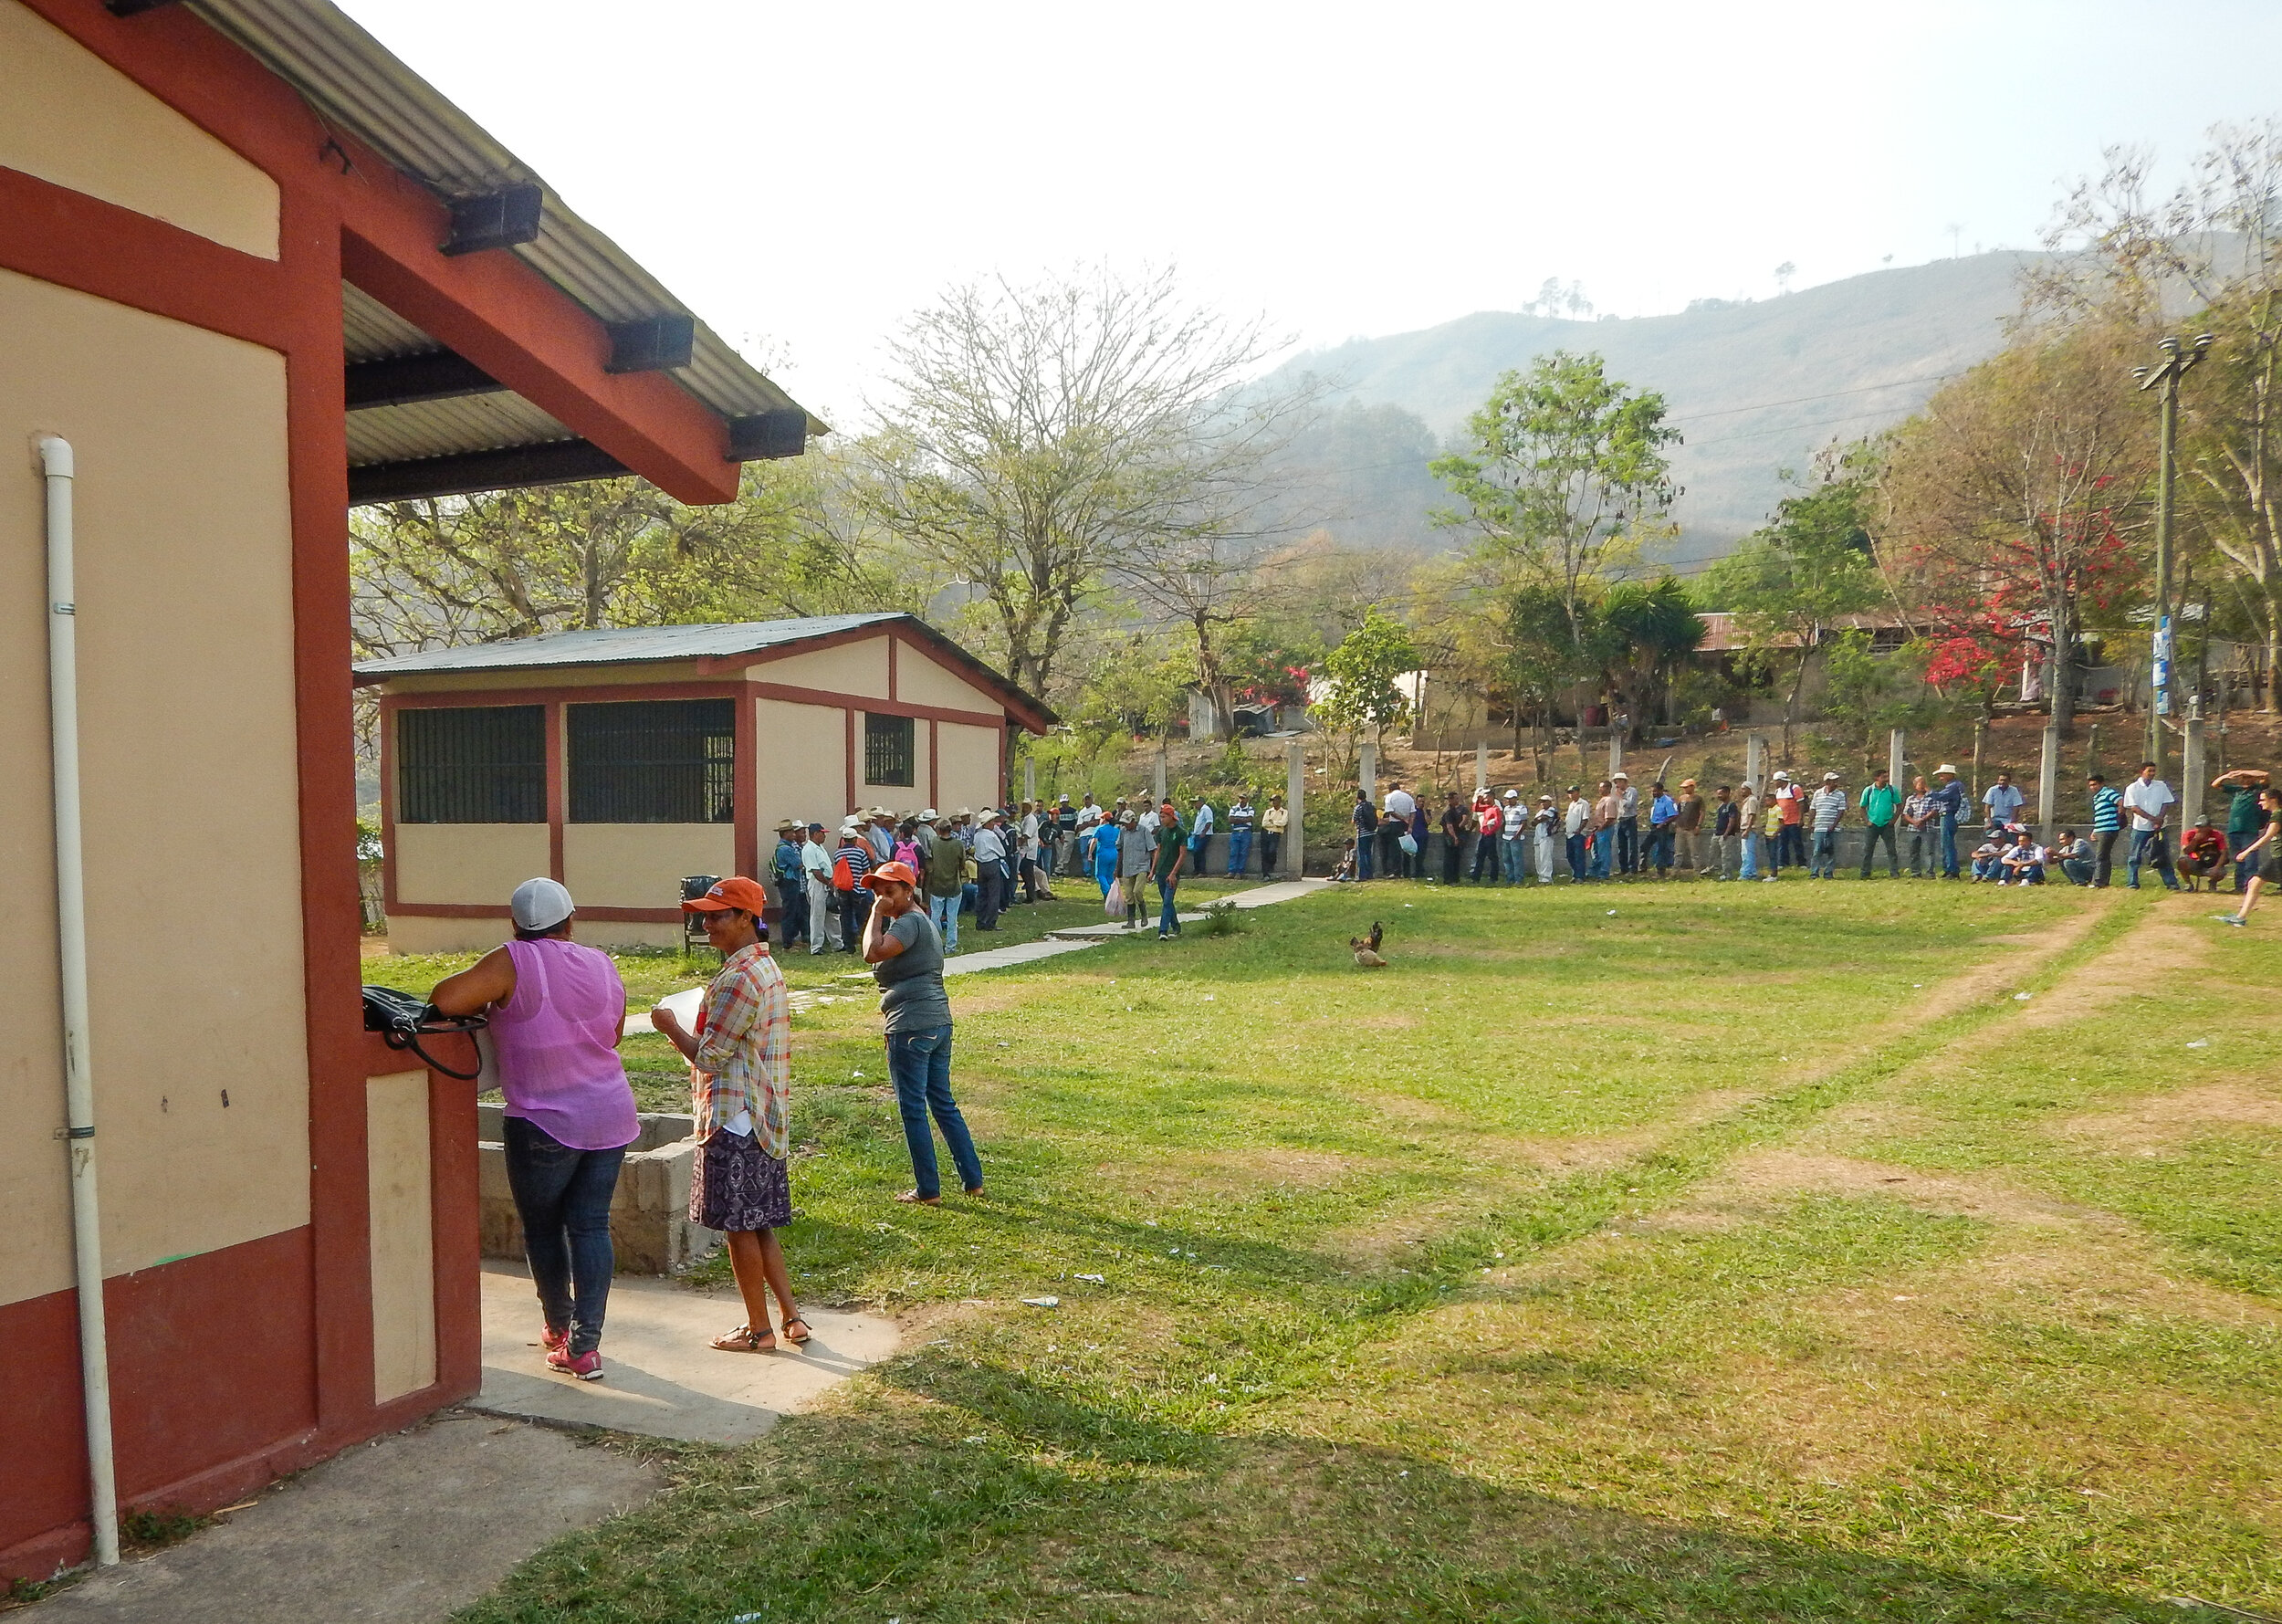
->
<box><xmin>691</xmin><ymin>1129</ymin><xmax>792</xmax><ymax>1231</ymax></box>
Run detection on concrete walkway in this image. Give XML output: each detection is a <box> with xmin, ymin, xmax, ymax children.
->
<box><xmin>958</xmin><ymin>878</ymin><xmax>1333</xmax><ymax>969</ymax></box>
<box><xmin>473</xmin><ymin>1262</ymin><xmax>897</xmax><ymax>1444</ymax></box>
<box><xmin>27</xmin><ymin>1411</ymin><xmax>659</xmax><ymax>1624</ymax></box>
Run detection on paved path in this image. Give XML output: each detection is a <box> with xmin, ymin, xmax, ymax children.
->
<box><xmin>27</xmin><ymin>1412</ymin><xmax>658</xmax><ymax>1624</ymax></box>
<box><xmin>472</xmin><ymin>1262</ymin><xmax>896</xmax><ymax>1444</ymax></box>
<box><xmin>957</xmin><ymin>879</ymin><xmax>1333</xmax><ymax>969</ymax></box>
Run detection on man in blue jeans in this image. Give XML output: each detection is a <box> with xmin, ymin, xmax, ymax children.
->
<box><xmin>863</xmin><ymin>862</ymin><xmax>984</xmax><ymax>1205</ymax></box>
<box><xmin>1225</xmin><ymin>794</ymin><xmax>1255</xmax><ymax>877</ymax></box>
<box><xmin>1350</xmin><ymin>790</ymin><xmax>1377</xmax><ymax>878</ymax></box>
<box><xmin>1928</xmin><ymin>764</ymin><xmax>1967</xmax><ymax>878</ymax></box>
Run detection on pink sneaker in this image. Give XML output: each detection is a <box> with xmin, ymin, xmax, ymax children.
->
<box><xmin>541</xmin><ymin>1324</ymin><xmax>568</xmax><ymax>1354</ymax></box>
<box><xmin>546</xmin><ymin>1346</ymin><xmax>603</xmax><ymax>1381</ymax></box>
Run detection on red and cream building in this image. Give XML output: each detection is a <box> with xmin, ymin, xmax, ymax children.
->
<box><xmin>1</xmin><ymin>0</ymin><xmax>814</xmax><ymax>1575</ymax></box>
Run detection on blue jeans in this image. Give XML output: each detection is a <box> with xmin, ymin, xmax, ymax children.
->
<box><xmin>1588</xmin><ymin>828</ymin><xmax>1612</xmax><ymax>879</ymax></box>
<box><xmin>1355</xmin><ymin>833</ymin><xmax>1374</xmax><ymax>879</ymax></box>
<box><xmin>1501</xmin><ymin>838</ymin><xmax>1526</xmax><ymax>883</ymax></box>
<box><xmin>1645</xmin><ymin>825</ymin><xmax>1674</xmax><ymax>872</ymax></box>
<box><xmin>1565</xmin><ymin>832</ymin><xmax>1586</xmax><ymax>880</ymax></box>
<box><xmin>840</xmin><ymin>887</ymin><xmax>872</xmax><ymax>950</ymax></box>
<box><xmin>1940</xmin><ymin>812</ymin><xmax>1961</xmax><ymax>877</ymax></box>
<box><xmin>928</xmin><ymin>889</ymin><xmax>959</xmax><ymax>951</ymax></box>
<box><xmin>885</xmin><ymin>1025</ymin><xmax>983</xmax><ymax>1200</ymax></box>
<box><xmin>1811</xmin><ymin>829</ymin><xmax>1838</xmax><ymax>877</ymax></box>
<box><xmin>1157</xmin><ymin>875</ymin><xmax>1180</xmax><ymax>934</ymax></box>
<box><xmin>1616</xmin><ymin>820</ymin><xmax>1638</xmax><ymax>874</ymax></box>
<box><xmin>1226</xmin><ymin>827</ymin><xmax>1252</xmax><ymax>876</ymax></box>
<box><xmin>1740</xmin><ymin>831</ymin><xmax>1760</xmax><ymax>879</ymax></box>
<box><xmin>502</xmin><ymin>1117</ymin><xmax>625</xmax><ymax>1357</ymax></box>
<box><xmin>2128</xmin><ymin>829</ymin><xmax>2180</xmax><ymax>890</ymax></box>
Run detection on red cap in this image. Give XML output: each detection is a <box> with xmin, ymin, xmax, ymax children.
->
<box><xmin>682</xmin><ymin>875</ymin><xmax>770</xmax><ymax>915</ymax></box>
<box><xmin>869</xmin><ymin>860</ymin><xmax>918</xmax><ymax>887</ymax></box>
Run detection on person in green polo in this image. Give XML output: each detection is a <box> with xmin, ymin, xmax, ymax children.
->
<box><xmin>1151</xmin><ymin>798</ymin><xmax>1188</xmax><ymax>939</ymax></box>
<box><xmin>1858</xmin><ymin>768</ymin><xmax>1903</xmax><ymax>878</ymax></box>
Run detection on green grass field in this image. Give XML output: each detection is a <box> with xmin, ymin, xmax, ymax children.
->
<box><xmin>430</xmin><ymin>876</ymin><xmax>2277</xmax><ymax>1623</ymax></box>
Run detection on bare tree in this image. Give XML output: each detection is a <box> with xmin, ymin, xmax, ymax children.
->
<box><xmin>860</xmin><ymin>267</ymin><xmax>1293</xmax><ymax>702</ymax></box>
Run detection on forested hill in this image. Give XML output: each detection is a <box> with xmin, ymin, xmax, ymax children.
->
<box><xmin>1268</xmin><ymin>250</ymin><xmax>2043</xmax><ymax>562</ymax></box>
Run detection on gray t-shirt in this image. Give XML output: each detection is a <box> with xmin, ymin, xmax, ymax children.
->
<box><xmin>875</xmin><ymin>907</ymin><xmax>951</xmax><ymax>1034</ymax></box>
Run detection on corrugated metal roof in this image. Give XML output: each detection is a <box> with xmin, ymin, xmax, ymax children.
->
<box><xmin>185</xmin><ymin>0</ymin><xmax>822</xmax><ymax>476</ymax></box>
<box><xmin>346</xmin><ymin>391</ymin><xmax>573</xmax><ymax>465</ymax></box>
<box><xmin>353</xmin><ymin>614</ymin><xmax>906</xmax><ymax>678</ymax></box>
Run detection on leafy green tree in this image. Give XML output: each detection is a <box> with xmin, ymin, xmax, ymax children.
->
<box><xmin>1430</xmin><ymin>351</ymin><xmax>1680</xmax><ymax>656</ymax></box>
<box><xmin>1317</xmin><ymin>608</ymin><xmax>1418</xmax><ymax>770</ymax></box>
<box><xmin>1600</xmin><ymin>576</ymin><xmax>1706</xmax><ymax>728</ymax></box>
<box><xmin>1701</xmin><ymin>453</ymin><xmax>1885</xmax><ymax>760</ymax></box>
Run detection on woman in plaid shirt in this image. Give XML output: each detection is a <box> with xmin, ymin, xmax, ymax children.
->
<box><xmin>654</xmin><ymin>876</ymin><xmax>808</xmax><ymax>1353</ymax></box>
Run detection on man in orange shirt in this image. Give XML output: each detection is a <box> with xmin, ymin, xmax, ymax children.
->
<box><xmin>1772</xmin><ymin>770</ymin><xmax>1807</xmax><ymax>872</ymax></box>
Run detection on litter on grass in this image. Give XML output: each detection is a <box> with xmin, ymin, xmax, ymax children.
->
<box><xmin>1021</xmin><ymin>1295</ymin><xmax>1060</xmax><ymax>1308</ymax></box>
<box><xmin>2013</xmin><ymin>991</ymin><xmax>2032</xmax><ymax>1001</ymax></box>
<box><xmin>1074</xmin><ymin>1273</ymin><xmax>1105</xmax><ymax>1283</ymax></box>
<box><xmin>2187</xmin><ymin>1039</ymin><xmax>2211</xmax><ymax>1049</ymax></box>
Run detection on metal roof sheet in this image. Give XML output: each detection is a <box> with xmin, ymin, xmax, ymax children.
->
<box><xmin>185</xmin><ymin>0</ymin><xmax>822</xmax><ymax>476</ymax></box>
<box><xmin>353</xmin><ymin>614</ymin><xmax>907</xmax><ymax>678</ymax></box>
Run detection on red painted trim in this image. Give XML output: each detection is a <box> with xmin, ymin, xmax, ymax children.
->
<box><xmin>381</xmin><ymin>680</ymin><xmax>746</xmax><ymax>708</ymax></box>
<box><xmin>844</xmin><ymin>707</ymin><xmax>857</xmax><ymax>814</ymax></box>
<box><xmin>16</xmin><ymin>0</ymin><xmax>740</xmax><ymax>507</ymax></box>
<box><xmin>0</xmin><ymin>166</ymin><xmax>297</xmax><ymax>350</ymax></box>
<box><xmin>750</xmin><ymin>681</ymin><xmax>1001</xmax><ymax>728</ymax></box>
<box><xmin>929</xmin><ymin>718</ymin><xmax>940</xmax><ymax>810</ymax></box>
<box><xmin>733</xmin><ymin>688</ymin><xmax>759</xmax><ymax>880</ymax></box>
<box><xmin>428</xmin><ymin>1068</ymin><xmax>482</xmax><ymax>1403</ymax></box>
<box><xmin>885</xmin><ymin>619</ymin><xmax>1055</xmax><ymax>733</ymax></box>
<box><xmin>545</xmin><ymin>700</ymin><xmax>567</xmax><ymax>882</ymax></box>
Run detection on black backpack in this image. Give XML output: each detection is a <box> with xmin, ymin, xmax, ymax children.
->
<box><xmin>361</xmin><ymin>985</ymin><xmax>486</xmax><ymax>1080</ymax></box>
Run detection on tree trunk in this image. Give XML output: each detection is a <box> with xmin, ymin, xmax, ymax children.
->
<box><xmin>2048</xmin><ymin>594</ymin><xmax>2076</xmax><ymax>741</ymax></box>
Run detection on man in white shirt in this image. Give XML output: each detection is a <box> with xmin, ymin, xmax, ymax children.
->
<box><xmin>972</xmin><ymin>810</ymin><xmax>1010</xmax><ymax>928</ymax></box>
<box><xmin>1383</xmin><ymin>781</ymin><xmax>1417</xmax><ymax>822</ymax></box>
<box><xmin>1532</xmin><ymin>794</ymin><xmax>1559</xmax><ymax>883</ymax></box>
<box><xmin>1563</xmin><ymin>786</ymin><xmax>1591</xmax><ymax>881</ymax></box>
<box><xmin>800</xmin><ymin>822</ymin><xmax>842</xmax><ymax>954</ymax></box>
<box><xmin>1188</xmin><ymin>796</ymin><xmax>1216</xmax><ymax>870</ymax></box>
<box><xmin>1612</xmin><ymin>771</ymin><xmax>1639</xmax><ymax>875</ymax></box>
<box><xmin>1018</xmin><ymin>801</ymin><xmax>1044</xmax><ymax>901</ymax></box>
<box><xmin>1226</xmin><ymin>795</ymin><xmax>1256</xmax><ymax>876</ymax></box>
<box><xmin>1499</xmin><ymin>790</ymin><xmax>1529</xmax><ymax>885</ymax></box>
<box><xmin>2122</xmin><ymin>760</ymin><xmax>2181</xmax><ymax>891</ymax></box>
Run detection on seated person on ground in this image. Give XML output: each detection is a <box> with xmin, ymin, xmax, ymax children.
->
<box><xmin>2052</xmin><ymin>830</ymin><xmax>2095</xmax><ymax>887</ymax></box>
<box><xmin>1970</xmin><ymin>835</ymin><xmax>2007</xmax><ymax>882</ymax></box>
<box><xmin>1997</xmin><ymin>829</ymin><xmax>2046</xmax><ymax>885</ymax></box>
<box><xmin>2179</xmin><ymin>818</ymin><xmax>2229</xmax><ymax>892</ymax></box>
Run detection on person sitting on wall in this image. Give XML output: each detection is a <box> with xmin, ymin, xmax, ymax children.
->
<box><xmin>430</xmin><ymin>878</ymin><xmax>636</xmax><ymax>1383</ymax></box>
<box><xmin>653</xmin><ymin>877</ymin><xmax>809</xmax><ymax>1354</ymax></box>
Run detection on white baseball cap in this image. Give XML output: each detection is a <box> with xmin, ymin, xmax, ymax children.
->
<box><xmin>509</xmin><ymin>876</ymin><xmax>574</xmax><ymax>932</ymax></box>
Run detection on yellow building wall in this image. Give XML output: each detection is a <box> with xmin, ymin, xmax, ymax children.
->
<box><xmin>366</xmin><ymin>1072</ymin><xmax>435</xmax><ymax>1403</ymax></box>
<box><xmin>0</xmin><ymin>267</ymin><xmax>306</xmax><ymax>1308</ymax></box>
<box><xmin>391</xmin><ymin>822</ymin><xmax>550</xmax><ymax>908</ymax></box>
<box><xmin>937</xmin><ymin>722</ymin><xmax>1005</xmax><ymax>815</ymax></box>
<box><xmin>751</xmin><ymin>637</ymin><xmax>889</xmax><ymax>699</ymax></box>
<box><xmin>752</xmin><ymin>696</ymin><xmax>850</xmax><ymax>833</ymax></box>
<box><xmin>562</xmin><ymin>823</ymin><xmax>734</xmax><ymax>911</ymax></box>
<box><xmin>0</xmin><ymin>0</ymin><xmax>280</xmax><ymax>259</ymax></box>
<box><xmin>896</xmin><ymin>648</ymin><xmax>1004</xmax><ymax>715</ymax></box>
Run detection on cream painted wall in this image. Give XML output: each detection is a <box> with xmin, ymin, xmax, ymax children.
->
<box><xmin>0</xmin><ymin>268</ymin><xmax>306</xmax><ymax>1307</ymax></box>
<box><xmin>937</xmin><ymin>722</ymin><xmax>1005</xmax><ymax>814</ymax></box>
<box><xmin>857</xmin><ymin>711</ymin><xmax>930</xmax><ymax>815</ymax></box>
<box><xmin>386</xmin><ymin>914</ymin><xmax>684</xmax><ymax>955</ymax></box>
<box><xmin>366</xmin><ymin>1072</ymin><xmax>436</xmax><ymax>1403</ymax></box>
<box><xmin>895</xmin><ymin>647</ymin><xmax>1005</xmax><ymax>715</ymax></box>
<box><xmin>562</xmin><ymin>823</ymin><xmax>734</xmax><ymax>911</ymax></box>
<box><xmin>392</xmin><ymin>822</ymin><xmax>550</xmax><ymax>908</ymax></box>
<box><xmin>0</xmin><ymin>0</ymin><xmax>279</xmax><ymax>259</ymax></box>
<box><xmin>752</xmin><ymin>696</ymin><xmax>849</xmax><ymax>833</ymax></box>
<box><xmin>750</xmin><ymin>637</ymin><xmax>888</xmax><ymax>699</ymax></box>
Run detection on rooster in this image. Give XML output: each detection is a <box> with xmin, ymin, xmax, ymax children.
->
<box><xmin>1350</xmin><ymin>920</ymin><xmax>1387</xmax><ymax>969</ymax></box>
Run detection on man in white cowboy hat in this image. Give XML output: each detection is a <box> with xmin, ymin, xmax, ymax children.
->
<box><xmin>1808</xmin><ymin>770</ymin><xmax>1848</xmax><ymax>879</ymax></box>
<box><xmin>1928</xmin><ymin>763</ymin><xmax>1968</xmax><ymax>878</ymax></box>
<box><xmin>972</xmin><ymin>808</ymin><xmax>1010</xmax><ymax>930</ymax></box>
<box><xmin>1532</xmin><ymin>793</ymin><xmax>1560</xmax><ymax>884</ymax></box>
<box><xmin>800</xmin><ymin>821</ymin><xmax>842</xmax><ymax>954</ymax></box>
<box><xmin>1611</xmin><ymin>770</ymin><xmax>1639</xmax><ymax>876</ymax></box>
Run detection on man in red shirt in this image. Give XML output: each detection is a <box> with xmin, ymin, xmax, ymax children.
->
<box><xmin>2179</xmin><ymin>817</ymin><xmax>2228</xmax><ymax>892</ymax></box>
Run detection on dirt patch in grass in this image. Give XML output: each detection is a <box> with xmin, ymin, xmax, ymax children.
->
<box><xmin>1104</xmin><ymin>1145</ymin><xmax>1363</xmax><ymax>1204</ymax></box>
<box><xmin>1895</xmin><ymin>899</ymin><xmax>2114</xmax><ymax>1025</ymax></box>
<box><xmin>2010</xmin><ymin>913</ymin><xmax>2205</xmax><ymax>1031</ymax></box>
<box><xmin>1699</xmin><ymin>1148</ymin><xmax>2084</xmax><ymax>1229</ymax></box>
<box><xmin>2054</xmin><ymin>1081</ymin><xmax>2282</xmax><ymax>1149</ymax></box>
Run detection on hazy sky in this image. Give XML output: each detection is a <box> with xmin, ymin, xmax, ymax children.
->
<box><xmin>341</xmin><ymin>0</ymin><xmax>2282</xmax><ymax>424</ymax></box>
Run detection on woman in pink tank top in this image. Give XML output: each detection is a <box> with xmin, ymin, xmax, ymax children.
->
<box><xmin>433</xmin><ymin>878</ymin><xmax>635</xmax><ymax>1381</ymax></box>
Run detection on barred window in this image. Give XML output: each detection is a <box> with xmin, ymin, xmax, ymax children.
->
<box><xmin>395</xmin><ymin>706</ymin><xmax>545</xmax><ymax>823</ymax></box>
<box><xmin>568</xmin><ymin>699</ymin><xmax>737</xmax><ymax>823</ymax></box>
<box><xmin>864</xmin><ymin>713</ymin><xmax>916</xmax><ymax>787</ymax></box>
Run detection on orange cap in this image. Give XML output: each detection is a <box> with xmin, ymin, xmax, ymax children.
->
<box><xmin>870</xmin><ymin>860</ymin><xmax>918</xmax><ymax>887</ymax></box>
<box><xmin>682</xmin><ymin>875</ymin><xmax>770</xmax><ymax>915</ymax></box>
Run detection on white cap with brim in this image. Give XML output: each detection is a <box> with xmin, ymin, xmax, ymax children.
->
<box><xmin>510</xmin><ymin>876</ymin><xmax>574</xmax><ymax>932</ymax></box>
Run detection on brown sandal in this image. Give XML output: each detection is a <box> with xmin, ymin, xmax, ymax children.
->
<box><xmin>780</xmin><ymin>1316</ymin><xmax>811</xmax><ymax>1346</ymax></box>
<box><xmin>894</xmin><ymin>1190</ymin><xmax>941</xmax><ymax>1206</ymax></box>
<box><xmin>710</xmin><ymin>1325</ymin><xmax>776</xmax><ymax>1352</ymax></box>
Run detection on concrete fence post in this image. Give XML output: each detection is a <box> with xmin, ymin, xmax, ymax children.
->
<box><xmin>1153</xmin><ymin>742</ymin><xmax>1167</xmax><ymax>806</ymax></box>
<box><xmin>2183</xmin><ymin>715</ymin><xmax>2207</xmax><ymax>828</ymax></box>
<box><xmin>1360</xmin><ymin>739</ymin><xmax>1377</xmax><ymax>805</ymax></box>
<box><xmin>2038</xmin><ymin>719</ymin><xmax>2061</xmax><ymax>844</ymax></box>
<box><xmin>1285</xmin><ymin>739</ymin><xmax>1306</xmax><ymax>879</ymax></box>
<box><xmin>1746</xmin><ymin>733</ymin><xmax>1764</xmax><ymax>794</ymax></box>
<box><xmin>1475</xmin><ymin>741</ymin><xmax>1489</xmax><ymax>794</ymax></box>
<box><xmin>1889</xmin><ymin>728</ymin><xmax>1907</xmax><ymax>789</ymax></box>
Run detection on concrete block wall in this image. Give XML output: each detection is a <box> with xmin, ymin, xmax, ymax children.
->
<box><xmin>477</xmin><ymin>1103</ymin><xmax>722</xmax><ymax>1275</ymax></box>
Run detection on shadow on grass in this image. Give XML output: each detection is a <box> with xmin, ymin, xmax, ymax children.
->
<box><xmin>459</xmin><ymin>1363</ymin><xmax>2210</xmax><ymax>1624</ymax></box>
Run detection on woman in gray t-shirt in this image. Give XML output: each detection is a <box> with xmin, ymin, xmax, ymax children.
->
<box><xmin>862</xmin><ymin>861</ymin><xmax>984</xmax><ymax>1205</ymax></box>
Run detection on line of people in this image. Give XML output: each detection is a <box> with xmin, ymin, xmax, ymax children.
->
<box><xmin>1332</xmin><ymin>760</ymin><xmax>2266</xmax><ymax>891</ymax></box>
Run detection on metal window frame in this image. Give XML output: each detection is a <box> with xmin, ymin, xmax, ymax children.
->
<box><xmin>864</xmin><ymin>712</ymin><xmax>916</xmax><ymax>788</ymax></box>
<box><xmin>566</xmin><ymin>697</ymin><xmax>737</xmax><ymax>823</ymax></box>
<box><xmin>394</xmin><ymin>703</ymin><xmax>546</xmax><ymax>823</ymax></box>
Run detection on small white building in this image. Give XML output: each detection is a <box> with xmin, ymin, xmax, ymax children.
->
<box><xmin>355</xmin><ymin>612</ymin><xmax>1052</xmax><ymax>950</ymax></box>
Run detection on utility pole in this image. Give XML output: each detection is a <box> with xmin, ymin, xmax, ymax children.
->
<box><xmin>2135</xmin><ymin>332</ymin><xmax>2214</xmax><ymax>781</ymax></box>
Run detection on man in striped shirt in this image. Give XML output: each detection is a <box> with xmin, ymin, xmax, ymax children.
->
<box><xmin>2087</xmin><ymin>771</ymin><xmax>2124</xmax><ymax>887</ymax></box>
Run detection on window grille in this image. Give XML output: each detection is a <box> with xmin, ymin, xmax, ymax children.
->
<box><xmin>567</xmin><ymin>698</ymin><xmax>737</xmax><ymax>823</ymax></box>
<box><xmin>864</xmin><ymin>713</ymin><xmax>916</xmax><ymax>787</ymax></box>
<box><xmin>395</xmin><ymin>706</ymin><xmax>545</xmax><ymax>823</ymax></box>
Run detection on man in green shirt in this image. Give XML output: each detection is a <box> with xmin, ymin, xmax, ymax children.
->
<box><xmin>1857</xmin><ymin>768</ymin><xmax>1903</xmax><ymax>879</ymax></box>
<box><xmin>2219</xmin><ymin>768</ymin><xmax>2272</xmax><ymax>895</ymax></box>
<box><xmin>1151</xmin><ymin>801</ymin><xmax>1188</xmax><ymax>939</ymax></box>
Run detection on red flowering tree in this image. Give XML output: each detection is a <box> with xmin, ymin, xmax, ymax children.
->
<box><xmin>1878</xmin><ymin>324</ymin><xmax>2152</xmax><ymax>735</ymax></box>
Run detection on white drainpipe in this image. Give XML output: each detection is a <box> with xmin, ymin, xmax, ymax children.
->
<box><xmin>41</xmin><ymin>435</ymin><xmax>120</xmax><ymax>1568</ymax></box>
